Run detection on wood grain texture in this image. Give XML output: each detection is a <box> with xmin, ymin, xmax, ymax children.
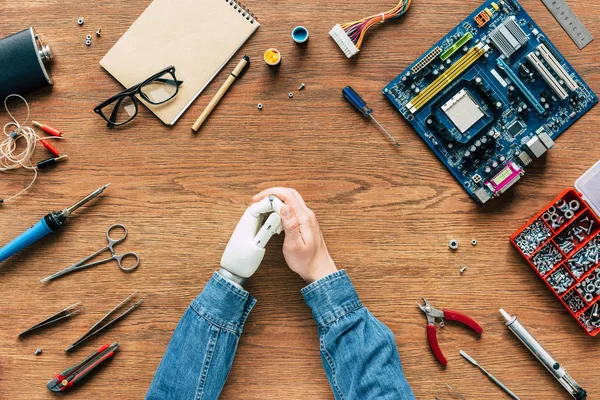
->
<box><xmin>1</xmin><ymin>0</ymin><xmax>600</xmax><ymax>399</ymax></box>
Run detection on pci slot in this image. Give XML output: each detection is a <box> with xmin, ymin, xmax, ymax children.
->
<box><xmin>407</xmin><ymin>43</ymin><xmax>488</xmax><ymax>114</ymax></box>
<box><xmin>527</xmin><ymin>53</ymin><xmax>568</xmax><ymax>100</ymax></box>
<box><xmin>496</xmin><ymin>58</ymin><xmax>545</xmax><ymax>114</ymax></box>
<box><xmin>440</xmin><ymin>32</ymin><xmax>473</xmax><ymax>61</ymax></box>
<box><xmin>537</xmin><ymin>44</ymin><xmax>578</xmax><ymax>91</ymax></box>
<box><xmin>411</xmin><ymin>46</ymin><xmax>442</xmax><ymax>75</ymax></box>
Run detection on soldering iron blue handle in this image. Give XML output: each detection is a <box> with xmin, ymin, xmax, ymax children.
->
<box><xmin>342</xmin><ymin>86</ymin><xmax>372</xmax><ymax>117</ymax></box>
<box><xmin>0</xmin><ymin>218</ymin><xmax>53</xmax><ymax>263</ymax></box>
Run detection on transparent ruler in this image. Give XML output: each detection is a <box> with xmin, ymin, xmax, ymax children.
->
<box><xmin>541</xmin><ymin>0</ymin><xmax>593</xmax><ymax>49</ymax></box>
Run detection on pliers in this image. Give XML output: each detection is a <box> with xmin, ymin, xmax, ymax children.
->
<box><xmin>417</xmin><ymin>298</ymin><xmax>483</xmax><ymax>366</ymax></box>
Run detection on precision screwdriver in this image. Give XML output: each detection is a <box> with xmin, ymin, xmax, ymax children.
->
<box><xmin>0</xmin><ymin>183</ymin><xmax>110</xmax><ymax>263</ymax></box>
<box><xmin>460</xmin><ymin>350</ymin><xmax>520</xmax><ymax>400</ymax></box>
<box><xmin>342</xmin><ymin>86</ymin><xmax>400</xmax><ymax>148</ymax></box>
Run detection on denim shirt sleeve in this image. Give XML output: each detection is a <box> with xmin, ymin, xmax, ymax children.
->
<box><xmin>302</xmin><ymin>270</ymin><xmax>416</xmax><ymax>400</ymax></box>
<box><xmin>146</xmin><ymin>272</ymin><xmax>256</xmax><ymax>400</ymax></box>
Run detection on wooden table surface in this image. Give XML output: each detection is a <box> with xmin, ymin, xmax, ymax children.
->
<box><xmin>1</xmin><ymin>0</ymin><xmax>600</xmax><ymax>399</ymax></box>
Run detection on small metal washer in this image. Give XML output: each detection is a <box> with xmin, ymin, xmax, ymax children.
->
<box><xmin>85</xmin><ymin>39</ymin><xmax>92</xmax><ymax>46</ymax></box>
<box><xmin>77</xmin><ymin>18</ymin><xmax>84</xmax><ymax>26</ymax></box>
<box><xmin>569</xmin><ymin>200</ymin><xmax>580</xmax><ymax>211</ymax></box>
<box><xmin>288</xmin><ymin>92</ymin><xmax>293</xmax><ymax>98</ymax></box>
<box><xmin>257</xmin><ymin>103</ymin><xmax>263</xmax><ymax>110</ymax></box>
<box><xmin>564</xmin><ymin>210</ymin><xmax>575</xmax><ymax>220</ymax></box>
<box><xmin>449</xmin><ymin>240</ymin><xmax>459</xmax><ymax>250</ymax></box>
<box><xmin>542</xmin><ymin>212</ymin><xmax>551</xmax><ymax>221</ymax></box>
<box><xmin>86</xmin><ymin>34</ymin><xmax>92</xmax><ymax>40</ymax></box>
<box><xmin>471</xmin><ymin>239</ymin><xmax>477</xmax><ymax>246</ymax></box>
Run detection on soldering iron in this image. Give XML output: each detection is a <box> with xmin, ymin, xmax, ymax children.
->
<box><xmin>0</xmin><ymin>183</ymin><xmax>110</xmax><ymax>263</ymax></box>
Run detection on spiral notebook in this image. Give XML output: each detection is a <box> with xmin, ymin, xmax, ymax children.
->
<box><xmin>100</xmin><ymin>0</ymin><xmax>259</xmax><ymax>125</ymax></box>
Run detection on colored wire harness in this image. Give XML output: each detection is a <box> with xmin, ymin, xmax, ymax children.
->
<box><xmin>330</xmin><ymin>0</ymin><xmax>412</xmax><ymax>58</ymax></box>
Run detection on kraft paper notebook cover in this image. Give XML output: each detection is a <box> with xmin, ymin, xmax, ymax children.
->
<box><xmin>100</xmin><ymin>0</ymin><xmax>259</xmax><ymax>125</ymax></box>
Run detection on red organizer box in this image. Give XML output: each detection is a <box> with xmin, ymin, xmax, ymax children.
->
<box><xmin>511</xmin><ymin>160</ymin><xmax>600</xmax><ymax>336</ymax></box>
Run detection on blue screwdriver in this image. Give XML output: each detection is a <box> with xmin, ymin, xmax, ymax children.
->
<box><xmin>0</xmin><ymin>183</ymin><xmax>110</xmax><ymax>263</ymax></box>
<box><xmin>342</xmin><ymin>86</ymin><xmax>400</xmax><ymax>148</ymax></box>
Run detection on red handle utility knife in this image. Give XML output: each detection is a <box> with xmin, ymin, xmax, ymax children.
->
<box><xmin>47</xmin><ymin>342</ymin><xmax>119</xmax><ymax>392</ymax></box>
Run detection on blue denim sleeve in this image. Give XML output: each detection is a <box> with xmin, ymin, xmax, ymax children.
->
<box><xmin>146</xmin><ymin>272</ymin><xmax>256</xmax><ymax>400</ymax></box>
<box><xmin>302</xmin><ymin>270</ymin><xmax>416</xmax><ymax>400</ymax></box>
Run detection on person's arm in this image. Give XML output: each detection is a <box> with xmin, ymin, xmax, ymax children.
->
<box><xmin>253</xmin><ymin>188</ymin><xmax>416</xmax><ymax>400</ymax></box>
<box><xmin>303</xmin><ymin>270</ymin><xmax>415</xmax><ymax>399</ymax></box>
<box><xmin>146</xmin><ymin>272</ymin><xmax>256</xmax><ymax>400</ymax></box>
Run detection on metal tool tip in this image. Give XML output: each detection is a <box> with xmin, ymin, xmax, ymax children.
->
<box><xmin>459</xmin><ymin>350</ymin><xmax>477</xmax><ymax>365</ymax></box>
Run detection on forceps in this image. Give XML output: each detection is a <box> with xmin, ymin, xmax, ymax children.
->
<box><xmin>41</xmin><ymin>224</ymin><xmax>140</xmax><ymax>283</ymax></box>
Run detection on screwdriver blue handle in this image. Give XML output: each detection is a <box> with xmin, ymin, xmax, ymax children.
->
<box><xmin>342</xmin><ymin>86</ymin><xmax>372</xmax><ymax>117</ymax></box>
<box><xmin>0</xmin><ymin>218</ymin><xmax>53</xmax><ymax>263</ymax></box>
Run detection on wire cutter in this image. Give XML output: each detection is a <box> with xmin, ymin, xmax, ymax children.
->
<box><xmin>417</xmin><ymin>297</ymin><xmax>483</xmax><ymax>366</ymax></box>
<box><xmin>47</xmin><ymin>342</ymin><xmax>119</xmax><ymax>392</ymax></box>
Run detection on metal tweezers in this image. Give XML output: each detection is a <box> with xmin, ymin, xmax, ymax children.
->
<box><xmin>18</xmin><ymin>302</ymin><xmax>83</xmax><ymax>337</ymax></box>
<box><xmin>65</xmin><ymin>292</ymin><xmax>142</xmax><ymax>352</ymax></box>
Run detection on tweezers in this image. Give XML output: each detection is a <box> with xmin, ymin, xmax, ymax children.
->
<box><xmin>18</xmin><ymin>302</ymin><xmax>83</xmax><ymax>337</ymax></box>
<box><xmin>66</xmin><ymin>291</ymin><xmax>142</xmax><ymax>352</ymax></box>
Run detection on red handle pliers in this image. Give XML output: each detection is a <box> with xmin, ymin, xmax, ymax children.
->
<box><xmin>417</xmin><ymin>297</ymin><xmax>483</xmax><ymax>366</ymax></box>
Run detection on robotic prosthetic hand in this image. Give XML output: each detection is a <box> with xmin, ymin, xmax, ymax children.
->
<box><xmin>219</xmin><ymin>195</ymin><xmax>284</xmax><ymax>287</ymax></box>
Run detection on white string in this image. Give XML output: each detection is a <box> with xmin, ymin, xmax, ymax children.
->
<box><xmin>0</xmin><ymin>94</ymin><xmax>62</xmax><ymax>203</ymax></box>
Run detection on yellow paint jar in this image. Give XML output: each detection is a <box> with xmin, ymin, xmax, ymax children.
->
<box><xmin>264</xmin><ymin>48</ymin><xmax>281</xmax><ymax>66</ymax></box>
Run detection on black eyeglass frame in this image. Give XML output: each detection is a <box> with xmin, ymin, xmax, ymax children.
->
<box><xmin>94</xmin><ymin>65</ymin><xmax>183</xmax><ymax>128</ymax></box>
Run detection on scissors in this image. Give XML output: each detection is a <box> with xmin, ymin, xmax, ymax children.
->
<box><xmin>41</xmin><ymin>224</ymin><xmax>140</xmax><ymax>283</ymax></box>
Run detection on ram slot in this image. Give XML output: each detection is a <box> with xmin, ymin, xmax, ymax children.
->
<box><xmin>496</xmin><ymin>58</ymin><xmax>545</xmax><ymax>114</ymax></box>
<box><xmin>537</xmin><ymin>44</ymin><xmax>578</xmax><ymax>91</ymax></box>
<box><xmin>527</xmin><ymin>53</ymin><xmax>568</xmax><ymax>100</ymax></box>
<box><xmin>407</xmin><ymin>43</ymin><xmax>487</xmax><ymax>113</ymax></box>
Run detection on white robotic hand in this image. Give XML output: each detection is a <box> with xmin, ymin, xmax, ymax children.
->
<box><xmin>219</xmin><ymin>195</ymin><xmax>284</xmax><ymax>286</ymax></box>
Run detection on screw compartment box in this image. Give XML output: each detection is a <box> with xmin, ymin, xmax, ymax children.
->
<box><xmin>511</xmin><ymin>161</ymin><xmax>600</xmax><ymax>336</ymax></box>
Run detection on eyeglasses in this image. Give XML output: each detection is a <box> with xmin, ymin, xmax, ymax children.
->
<box><xmin>94</xmin><ymin>65</ymin><xmax>183</xmax><ymax>128</ymax></box>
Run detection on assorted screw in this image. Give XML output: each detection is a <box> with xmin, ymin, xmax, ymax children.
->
<box><xmin>579</xmin><ymin>302</ymin><xmax>600</xmax><ymax>333</ymax></box>
<box><xmin>34</xmin><ymin>348</ymin><xmax>42</xmax><ymax>355</ymax></box>
<box><xmin>565</xmin><ymin>234</ymin><xmax>600</xmax><ymax>278</ymax></box>
<box><xmin>459</xmin><ymin>266</ymin><xmax>467</xmax><ymax>274</ymax></box>
<box><xmin>547</xmin><ymin>268</ymin><xmax>574</xmax><ymax>294</ymax></box>
<box><xmin>556</xmin><ymin>215</ymin><xmax>595</xmax><ymax>255</ymax></box>
<box><xmin>515</xmin><ymin>219</ymin><xmax>551</xmax><ymax>256</ymax></box>
<box><xmin>298</xmin><ymin>83</ymin><xmax>305</xmax><ymax>91</ymax></box>
<box><xmin>532</xmin><ymin>243</ymin><xmax>563</xmax><ymax>275</ymax></box>
<box><xmin>576</xmin><ymin>269</ymin><xmax>600</xmax><ymax>304</ymax></box>
<box><xmin>543</xmin><ymin>198</ymin><xmax>581</xmax><ymax>230</ymax></box>
<box><xmin>96</xmin><ymin>28</ymin><xmax>101</xmax><ymax>37</ymax></box>
<box><xmin>563</xmin><ymin>291</ymin><xmax>586</xmax><ymax>314</ymax></box>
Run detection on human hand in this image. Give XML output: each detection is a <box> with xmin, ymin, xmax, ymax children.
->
<box><xmin>253</xmin><ymin>188</ymin><xmax>337</xmax><ymax>284</ymax></box>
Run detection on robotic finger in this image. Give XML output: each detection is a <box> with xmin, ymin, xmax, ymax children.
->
<box><xmin>252</xmin><ymin>213</ymin><xmax>282</xmax><ymax>248</ymax></box>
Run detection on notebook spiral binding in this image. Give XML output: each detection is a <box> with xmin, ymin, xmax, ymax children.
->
<box><xmin>226</xmin><ymin>0</ymin><xmax>257</xmax><ymax>24</ymax></box>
